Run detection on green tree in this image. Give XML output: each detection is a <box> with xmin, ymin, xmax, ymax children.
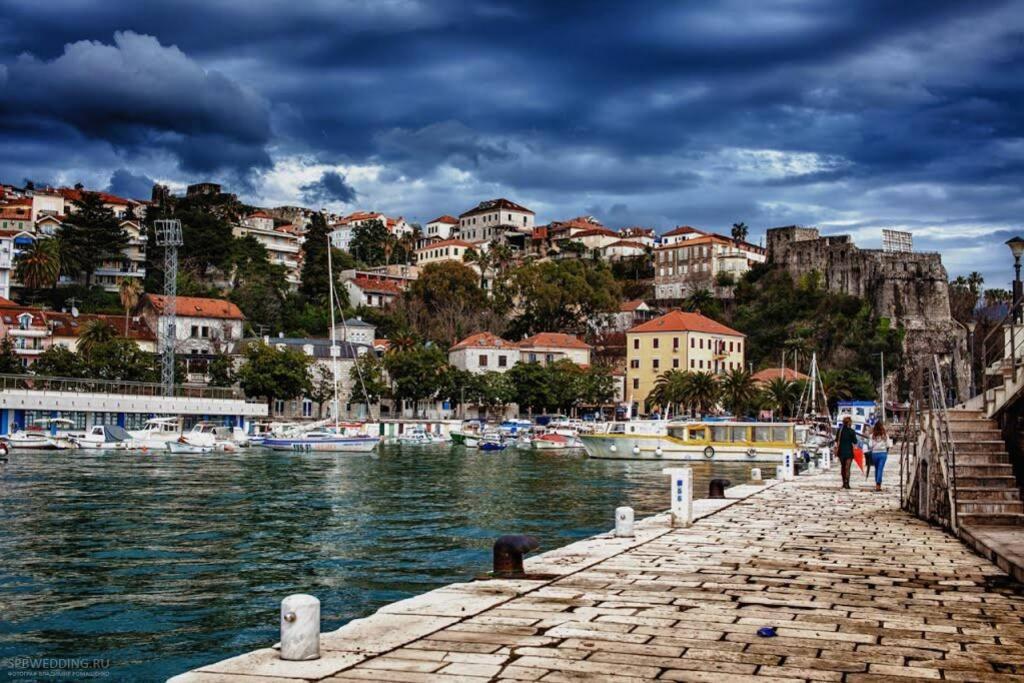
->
<box><xmin>684</xmin><ymin>371</ymin><xmax>721</xmax><ymax>416</ymax></box>
<box><xmin>77</xmin><ymin>319</ymin><xmax>118</xmax><ymax>358</ymax></box>
<box><xmin>299</xmin><ymin>212</ymin><xmax>333</xmax><ymax>303</ymax></box>
<box><xmin>468</xmin><ymin>371</ymin><xmax>516</xmax><ymax>418</ymax></box>
<box><xmin>383</xmin><ymin>343</ymin><xmax>447</xmax><ymax>417</ymax></box>
<box><xmin>719</xmin><ymin>367</ymin><xmax>758</xmax><ymax>417</ymax></box>
<box><xmin>504</xmin><ymin>259</ymin><xmax>620</xmax><ymax>336</ymax></box>
<box><xmin>349</xmin><ymin>220</ymin><xmax>390</xmax><ymax>266</ymax></box>
<box><xmin>650</xmin><ymin>369</ymin><xmax>690</xmax><ymax>415</ymax></box>
<box><xmin>237</xmin><ymin>342</ymin><xmax>313</xmax><ymax>410</ymax></box>
<box><xmin>207</xmin><ymin>353</ymin><xmax>236</xmax><ymax>387</ymax></box>
<box><xmin>0</xmin><ymin>337</ymin><xmax>22</xmax><ymax>373</ymax></box>
<box><xmin>83</xmin><ymin>338</ymin><xmax>159</xmax><ymax>381</ymax></box>
<box><xmin>761</xmin><ymin>377</ymin><xmax>800</xmax><ymax>418</ymax></box>
<box><xmin>577</xmin><ymin>364</ymin><xmax>616</xmax><ymax>409</ymax></box>
<box><xmin>507</xmin><ymin>361</ymin><xmax>555</xmax><ymax>415</ymax></box>
<box><xmin>15</xmin><ymin>239</ymin><xmax>61</xmax><ymax>295</ymax></box>
<box><xmin>31</xmin><ymin>346</ymin><xmax>86</xmax><ymax>377</ymax></box>
<box><xmin>731</xmin><ymin>222</ymin><xmax>749</xmax><ymax>242</ymax></box>
<box><xmin>306</xmin><ymin>364</ymin><xmax>336</xmax><ymax>419</ymax></box>
<box><xmin>59</xmin><ymin>192</ymin><xmax>129</xmax><ymax>286</ymax></box>
<box><xmin>176</xmin><ymin>208</ymin><xmax>234</xmax><ymax>276</ymax></box>
<box><xmin>348</xmin><ymin>353</ymin><xmax>389</xmax><ymax>407</ymax></box>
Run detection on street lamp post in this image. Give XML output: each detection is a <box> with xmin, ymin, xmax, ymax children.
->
<box><xmin>966</xmin><ymin>320</ymin><xmax>977</xmax><ymax>398</ymax></box>
<box><xmin>1006</xmin><ymin>237</ymin><xmax>1024</xmax><ymax>324</ymax></box>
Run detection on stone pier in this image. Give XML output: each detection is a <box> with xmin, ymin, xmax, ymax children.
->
<box><xmin>172</xmin><ymin>473</ymin><xmax>1024</xmax><ymax>682</ymax></box>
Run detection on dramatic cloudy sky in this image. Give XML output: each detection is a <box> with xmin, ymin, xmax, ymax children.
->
<box><xmin>1</xmin><ymin>0</ymin><xmax>1023</xmax><ymax>282</ymax></box>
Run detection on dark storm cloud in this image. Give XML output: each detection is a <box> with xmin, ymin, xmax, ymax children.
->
<box><xmin>107</xmin><ymin>169</ymin><xmax>155</xmax><ymax>199</ymax></box>
<box><xmin>300</xmin><ymin>171</ymin><xmax>357</xmax><ymax>206</ymax></box>
<box><xmin>1</xmin><ymin>1</ymin><xmax>1023</xmax><ymax>276</ymax></box>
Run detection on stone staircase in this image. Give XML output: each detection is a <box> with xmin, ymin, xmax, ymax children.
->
<box><xmin>947</xmin><ymin>408</ymin><xmax>1024</xmax><ymax>528</ymax></box>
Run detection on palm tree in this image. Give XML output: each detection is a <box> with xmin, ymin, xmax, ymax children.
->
<box><xmin>719</xmin><ymin>367</ymin><xmax>758</xmax><ymax>417</ymax></box>
<box><xmin>77</xmin><ymin>319</ymin><xmax>117</xmax><ymax>358</ymax></box>
<box><xmin>387</xmin><ymin>334</ymin><xmax>417</xmax><ymax>355</ymax></box>
<box><xmin>684</xmin><ymin>288</ymin><xmax>714</xmax><ymax>313</ymax></box>
<box><xmin>967</xmin><ymin>271</ymin><xmax>984</xmax><ymax>297</ymax></box>
<box><xmin>15</xmin><ymin>238</ymin><xmax>61</xmax><ymax>295</ymax></box>
<box><xmin>820</xmin><ymin>370</ymin><xmax>853</xmax><ymax>413</ymax></box>
<box><xmin>463</xmin><ymin>247</ymin><xmax>495</xmax><ymax>289</ymax></box>
<box><xmin>117</xmin><ymin>277</ymin><xmax>143</xmax><ymax>336</ymax></box>
<box><xmin>762</xmin><ymin>377</ymin><xmax>799</xmax><ymax>418</ymax></box>
<box><xmin>683</xmin><ymin>371</ymin><xmax>721</xmax><ymax>416</ymax></box>
<box><xmin>651</xmin><ymin>369</ymin><xmax>690</xmax><ymax>416</ymax></box>
<box><xmin>731</xmin><ymin>222</ymin><xmax>749</xmax><ymax>243</ymax></box>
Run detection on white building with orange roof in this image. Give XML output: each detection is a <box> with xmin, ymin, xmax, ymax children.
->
<box><xmin>425</xmin><ymin>215</ymin><xmax>459</xmax><ymax>241</ymax></box>
<box><xmin>448</xmin><ymin>332</ymin><xmax>518</xmax><ymax>374</ymax></box>
<box><xmin>329</xmin><ymin>210</ymin><xmax>409</xmax><ymax>251</ymax></box>
<box><xmin>516</xmin><ymin>332</ymin><xmax>591</xmax><ymax>366</ymax></box>
<box><xmin>233</xmin><ymin>212</ymin><xmax>302</xmax><ymax>287</ymax></box>
<box><xmin>138</xmin><ymin>294</ymin><xmax>245</xmax><ymax>355</ymax></box>
<box><xmin>601</xmin><ymin>240</ymin><xmax>647</xmax><ymax>260</ymax></box>
<box><xmin>458</xmin><ymin>199</ymin><xmax>535</xmax><ymax>244</ymax></box>
<box><xmin>625</xmin><ymin>309</ymin><xmax>746</xmax><ymax>411</ymax></box>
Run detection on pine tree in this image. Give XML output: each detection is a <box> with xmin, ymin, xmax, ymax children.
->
<box><xmin>59</xmin><ymin>192</ymin><xmax>129</xmax><ymax>286</ymax></box>
<box><xmin>299</xmin><ymin>212</ymin><xmax>332</xmax><ymax>303</ymax></box>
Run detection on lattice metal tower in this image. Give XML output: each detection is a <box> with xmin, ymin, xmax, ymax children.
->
<box><xmin>154</xmin><ymin>219</ymin><xmax>183</xmax><ymax>395</ymax></box>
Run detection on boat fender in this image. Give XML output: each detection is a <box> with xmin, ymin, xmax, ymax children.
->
<box><xmin>632</xmin><ymin>445</ymin><xmax>640</xmax><ymax>455</ymax></box>
<box><xmin>746</xmin><ymin>447</ymin><xmax>757</xmax><ymax>458</ymax></box>
<box><xmin>609</xmin><ymin>444</ymin><xmax>618</xmax><ymax>453</ymax></box>
<box><xmin>655</xmin><ymin>446</ymin><xmax>663</xmax><ymax>457</ymax></box>
<box><xmin>703</xmin><ymin>446</ymin><xmax>715</xmax><ymax>459</ymax></box>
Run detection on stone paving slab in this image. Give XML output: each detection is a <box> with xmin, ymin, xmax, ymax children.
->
<box><xmin>173</xmin><ymin>472</ymin><xmax>1024</xmax><ymax>682</ymax></box>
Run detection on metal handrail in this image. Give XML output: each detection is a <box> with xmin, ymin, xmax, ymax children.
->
<box><xmin>980</xmin><ymin>302</ymin><xmax>1023</xmax><ymax>394</ymax></box>
<box><xmin>0</xmin><ymin>372</ymin><xmax>257</xmax><ymax>402</ymax></box>
<box><xmin>929</xmin><ymin>355</ymin><xmax>958</xmax><ymax>532</ymax></box>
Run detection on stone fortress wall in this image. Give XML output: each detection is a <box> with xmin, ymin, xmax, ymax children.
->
<box><xmin>766</xmin><ymin>226</ymin><xmax>969</xmax><ymax>398</ymax></box>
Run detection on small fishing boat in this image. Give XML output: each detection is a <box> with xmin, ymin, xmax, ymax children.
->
<box><xmin>479</xmin><ymin>434</ymin><xmax>507</xmax><ymax>451</ymax></box>
<box><xmin>127</xmin><ymin>417</ymin><xmax>182</xmax><ymax>449</ymax></box>
<box><xmin>3</xmin><ymin>420</ymin><xmax>78</xmax><ymax>450</ymax></box>
<box><xmin>531</xmin><ymin>433</ymin><xmax>571</xmax><ymax>450</ymax></box>
<box><xmin>166</xmin><ymin>437</ymin><xmax>214</xmax><ymax>454</ymax></box>
<box><xmin>397</xmin><ymin>426</ymin><xmax>446</xmax><ymax>445</ymax></box>
<box><xmin>70</xmin><ymin>424</ymin><xmax>134</xmax><ymax>450</ymax></box>
<box><xmin>450</xmin><ymin>421</ymin><xmax>483</xmax><ymax>446</ymax></box>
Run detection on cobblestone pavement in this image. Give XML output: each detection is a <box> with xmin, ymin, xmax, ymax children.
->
<box><xmin>176</xmin><ymin>472</ymin><xmax>1024</xmax><ymax>682</ymax></box>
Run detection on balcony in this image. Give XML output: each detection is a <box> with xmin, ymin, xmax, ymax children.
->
<box><xmin>9</xmin><ymin>328</ymin><xmax>47</xmax><ymax>338</ymax></box>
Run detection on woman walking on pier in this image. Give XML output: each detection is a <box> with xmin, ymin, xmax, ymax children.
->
<box><xmin>836</xmin><ymin>416</ymin><xmax>857</xmax><ymax>489</ymax></box>
<box><xmin>868</xmin><ymin>422</ymin><xmax>890</xmax><ymax>492</ymax></box>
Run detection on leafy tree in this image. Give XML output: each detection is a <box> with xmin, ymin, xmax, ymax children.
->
<box><xmin>503</xmin><ymin>259</ymin><xmax>620</xmax><ymax>337</ymax></box>
<box><xmin>719</xmin><ymin>367</ymin><xmax>758</xmax><ymax>417</ymax></box>
<box><xmin>299</xmin><ymin>212</ymin><xmax>333</xmax><ymax>304</ymax></box>
<box><xmin>468</xmin><ymin>371</ymin><xmax>516</xmax><ymax>418</ymax></box>
<box><xmin>408</xmin><ymin>261</ymin><xmax>486</xmax><ymax>309</ymax></box>
<box><xmin>15</xmin><ymin>239</ymin><xmax>61</xmax><ymax>295</ymax></box>
<box><xmin>237</xmin><ymin>342</ymin><xmax>313</xmax><ymax>410</ymax></box>
<box><xmin>228</xmin><ymin>236</ymin><xmax>288</xmax><ymax>333</ymax></box>
<box><xmin>59</xmin><ymin>192</ymin><xmax>129</xmax><ymax>286</ymax></box>
<box><xmin>83</xmin><ymin>338</ymin><xmax>159</xmax><ymax>382</ymax></box>
<box><xmin>31</xmin><ymin>346</ymin><xmax>86</xmax><ymax>377</ymax></box>
<box><xmin>176</xmin><ymin>208</ymin><xmax>234</xmax><ymax>276</ymax></box>
<box><xmin>117</xmin><ymin>277</ymin><xmax>143</xmax><ymax>336</ymax></box>
<box><xmin>207</xmin><ymin>353</ymin><xmax>236</xmax><ymax>387</ymax></box>
<box><xmin>508</xmin><ymin>361</ymin><xmax>555</xmax><ymax>415</ymax></box>
<box><xmin>383</xmin><ymin>343</ymin><xmax>447</xmax><ymax>417</ymax></box>
<box><xmin>731</xmin><ymin>222</ymin><xmax>749</xmax><ymax>242</ymax></box>
<box><xmin>577</xmin><ymin>364</ymin><xmax>616</xmax><ymax>409</ymax></box>
<box><xmin>348</xmin><ymin>353</ymin><xmax>389</xmax><ymax>407</ymax></box>
<box><xmin>77</xmin><ymin>319</ymin><xmax>118</xmax><ymax>358</ymax></box>
<box><xmin>0</xmin><ymin>337</ymin><xmax>22</xmax><ymax>374</ymax></box>
<box><xmin>348</xmin><ymin>220</ymin><xmax>391</xmax><ymax>266</ymax></box>
<box><xmin>306</xmin><ymin>364</ymin><xmax>336</xmax><ymax>419</ymax></box>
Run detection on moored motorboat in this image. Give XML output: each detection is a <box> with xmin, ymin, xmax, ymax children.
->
<box><xmin>166</xmin><ymin>438</ymin><xmax>214</xmax><ymax>454</ymax></box>
<box><xmin>70</xmin><ymin>424</ymin><xmax>134</xmax><ymax>450</ymax></box>
<box><xmin>263</xmin><ymin>427</ymin><xmax>380</xmax><ymax>452</ymax></box>
<box><xmin>127</xmin><ymin>417</ymin><xmax>182</xmax><ymax>449</ymax></box>
<box><xmin>581</xmin><ymin>420</ymin><xmax>800</xmax><ymax>462</ymax></box>
<box><xmin>531</xmin><ymin>433</ymin><xmax>571</xmax><ymax>450</ymax></box>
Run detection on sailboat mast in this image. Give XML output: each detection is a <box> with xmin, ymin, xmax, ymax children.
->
<box><xmin>327</xmin><ymin>234</ymin><xmax>340</xmax><ymax>431</ymax></box>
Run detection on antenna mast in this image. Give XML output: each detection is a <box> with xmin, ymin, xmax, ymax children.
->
<box><xmin>154</xmin><ymin>219</ymin><xmax>183</xmax><ymax>396</ymax></box>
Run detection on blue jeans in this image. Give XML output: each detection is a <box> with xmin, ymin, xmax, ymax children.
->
<box><xmin>873</xmin><ymin>451</ymin><xmax>887</xmax><ymax>485</ymax></box>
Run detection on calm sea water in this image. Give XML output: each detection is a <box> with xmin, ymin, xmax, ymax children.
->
<box><xmin>0</xmin><ymin>444</ymin><xmax>754</xmax><ymax>681</ymax></box>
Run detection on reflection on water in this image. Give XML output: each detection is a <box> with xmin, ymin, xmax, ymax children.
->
<box><xmin>0</xmin><ymin>444</ymin><xmax>755</xmax><ymax>681</ymax></box>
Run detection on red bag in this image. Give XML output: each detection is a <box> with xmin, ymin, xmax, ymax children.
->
<box><xmin>852</xmin><ymin>446</ymin><xmax>865</xmax><ymax>472</ymax></box>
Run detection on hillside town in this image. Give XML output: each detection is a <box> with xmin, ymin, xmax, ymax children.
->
<box><xmin>0</xmin><ymin>177</ymin><xmax>981</xmax><ymax>426</ymax></box>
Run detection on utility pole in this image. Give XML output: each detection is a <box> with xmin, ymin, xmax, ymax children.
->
<box><xmin>154</xmin><ymin>219</ymin><xmax>183</xmax><ymax>396</ymax></box>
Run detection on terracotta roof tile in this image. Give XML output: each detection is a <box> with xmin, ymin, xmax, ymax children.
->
<box><xmin>459</xmin><ymin>198</ymin><xmax>534</xmax><ymax>218</ymax></box>
<box><xmin>620</xmin><ymin>299</ymin><xmax>647</xmax><ymax>312</ymax></box>
<box><xmin>663</xmin><ymin>225</ymin><xmax>706</xmax><ymax>238</ymax></box>
<box><xmin>351</xmin><ymin>277</ymin><xmax>404</xmax><ymax>295</ymax></box>
<box><xmin>628</xmin><ymin>309</ymin><xmax>744</xmax><ymax>337</ymax></box>
<box><xmin>752</xmin><ymin>368</ymin><xmax>809</xmax><ymax>383</ymax></box>
<box><xmin>450</xmin><ymin>331</ymin><xmax>516</xmax><ymax>351</ymax></box>
<box><xmin>428</xmin><ymin>215</ymin><xmax>459</xmax><ymax>224</ymax></box>
<box><xmin>518</xmin><ymin>333</ymin><xmax>591</xmax><ymax>350</ymax></box>
<box><xmin>143</xmin><ymin>294</ymin><xmax>245</xmax><ymax>320</ymax></box>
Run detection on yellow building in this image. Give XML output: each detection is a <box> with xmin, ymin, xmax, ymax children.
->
<box><xmin>626</xmin><ymin>309</ymin><xmax>746</xmax><ymax>412</ymax></box>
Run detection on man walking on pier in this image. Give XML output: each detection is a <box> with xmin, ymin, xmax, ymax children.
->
<box><xmin>836</xmin><ymin>416</ymin><xmax>858</xmax><ymax>489</ymax></box>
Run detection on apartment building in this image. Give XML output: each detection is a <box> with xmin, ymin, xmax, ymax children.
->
<box><xmin>654</xmin><ymin>233</ymin><xmax>766</xmax><ymax>300</ymax></box>
<box><xmin>234</xmin><ymin>212</ymin><xmax>302</xmax><ymax>288</ymax></box>
<box><xmin>625</xmin><ymin>310</ymin><xmax>745</xmax><ymax>412</ymax></box>
<box><xmin>415</xmin><ymin>239</ymin><xmax>475</xmax><ymax>267</ymax></box>
<box><xmin>448</xmin><ymin>332</ymin><xmax>519</xmax><ymax>374</ymax></box>
<box><xmin>458</xmin><ymin>199</ymin><xmax>534</xmax><ymax>243</ymax></box>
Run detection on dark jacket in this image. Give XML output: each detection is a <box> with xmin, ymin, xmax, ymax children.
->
<box><xmin>836</xmin><ymin>424</ymin><xmax>857</xmax><ymax>460</ymax></box>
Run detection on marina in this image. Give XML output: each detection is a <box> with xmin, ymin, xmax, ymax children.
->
<box><xmin>0</xmin><ymin>443</ymin><xmax>757</xmax><ymax>681</ymax></box>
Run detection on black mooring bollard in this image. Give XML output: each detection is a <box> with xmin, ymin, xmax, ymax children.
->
<box><xmin>493</xmin><ymin>534</ymin><xmax>540</xmax><ymax>577</ymax></box>
<box><xmin>708</xmin><ymin>478</ymin><xmax>731</xmax><ymax>499</ymax></box>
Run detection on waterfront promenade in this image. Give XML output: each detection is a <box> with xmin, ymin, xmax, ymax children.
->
<box><xmin>173</xmin><ymin>472</ymin><xmax>1024</xmax><ymax>682</ymax></box>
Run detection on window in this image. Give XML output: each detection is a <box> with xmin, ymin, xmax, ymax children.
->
<box><xmin>699</xmin><ymin>359</ymin><xmax>704</xmax><ymax>369</ymax></box>
<box><xmin>630</xmin><ymin>359</ymin><xmax>640</xmax><ymax>369</ymax></box>
<box><xmin>653</xmin><ymin>338</ymin><xmax>659</xmax><ymax>349</ymax></box>
<box><xmin>633</xmin><ymin>339</ymin><xmax>639</xmax><ymax>350</ymax></box>
<box><xmin>479</xmin><ymin>354</ymin><xmax>488</xmax><ymax>367</ymax></box>
<box><xmin>302</xmin><ymin>399</ymin><xmax>313</xmax><ymax>418</ymax></box>
<box><xmin>673</xmin><ymin>337</ymin><xmax>679</xmax><ymax>350</ymax></box>
<box><xmin>498</xmin><ymin>355</ymin><xmax>507</xmax><ymax>367</ymax></box>
<box><xmin>728</xmin><ymin>341</ymin><xmax>734</xmax><ymax>352</ymax></box>
<box><xmin>632</xmin><ymin>378</ymin><xmax>639</xmax><ymax>390</ymax></box>
<box><xmin>274</xmin><ymin>399</ymin><xmax>285</xmax><ymax>415</ymax></box>
<box><xmin>673</xmin><ymin>358</ymin><xmax>679</xmax><ymax>369</ymax></box>
<box><xmin>690</xmin><ymin>337</ymin><xmax>695</xmax><ymax>348</ymax></box>
<box><xmin>653</xmin><ymin>359</ymin><xmax>660</xmax><ymax>370</ymax></box>
<box><xmin>529</xmin><ymin>353</ymin><xmax>537</xmax><ymax>362</ymax></box>
<box><xmin>699</xmin><ymin>338</ymin><xmax>704</xmax><ymax>349</ymax></box>
<box><xmin>690</xmin><ymin>359</ymin><xmax>695</xmax><ymax>369</ymax></box>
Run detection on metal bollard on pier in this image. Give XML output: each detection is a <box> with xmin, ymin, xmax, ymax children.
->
<box><xmin>782</xmin><ymin>451</ymin><xmax>796</xmax><ymax>480</ymax></box>
<box><xmin>775</xmin><ymin>465</ymin><xmax>786</xmax><ymax>481</ymax></box>
<box><xmin>708</xmin><ymin>478</ymin><xmax>731</xmax><ymax>499</ymax></box>
<box><xmin>280</xmin><ymin>594</ymin><xmax>321</xmax><ymax>661</ymax></box>
<box><xmin>615</xmin><ymin>506</ymin><xmax>635</xmax><ymax>537</ymax></box>
<box><xmin>493</xmin><ymin>534</ymin><xmax>540</xmax><ymax>577</ymax></box>
<box><xmin>662</xmin><ymin>467</ymin><xmax>693</xmax><ymax>527</ymax></box>
<box><xmin>750</xmin><ymin>467</ymin><xmax>762</xmax><ymax>483</ymax></box>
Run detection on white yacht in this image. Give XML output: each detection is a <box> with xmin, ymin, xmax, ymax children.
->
<box><xmin>71</xmin><ymin>424</ymin><xmax>134</xmax><ymax>450</ymax></box>
<box><xmin>127</xmin><ymin>417</ymin><xmax>182</xmax><ymax>449</ymax></box>
<box><xmin>3</xmin><ymin>419</ymin><xmax>78</xmax><ymax>450</ymax></box>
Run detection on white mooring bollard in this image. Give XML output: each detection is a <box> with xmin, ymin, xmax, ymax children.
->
<box><xmin>750</xmin><ymin>467</ymin><xmax>762</xmax><ymax>483</ymax></box>
<box><xmin>280</xmin><ymin>594</ymin><xmax>321</xmax><ymax>661</ymax></box>
<box><xmin>775</xmin><ymin>465</ymin><xmax>786</xmax><ymax>482</ymax></box>
<box><xmin>662</xmin><ymin>467</ymin><xmax>693</xmax><ymax>528</ymax></box>
<box><xmin>615</xmin><ymin>506</ymin><xmax>635</xmax><ymax>537</ymax></box>
<box><xmin>782</xmin><ymin>451</ymin><xmax>796</xmax><ymax>481</ymax></box>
